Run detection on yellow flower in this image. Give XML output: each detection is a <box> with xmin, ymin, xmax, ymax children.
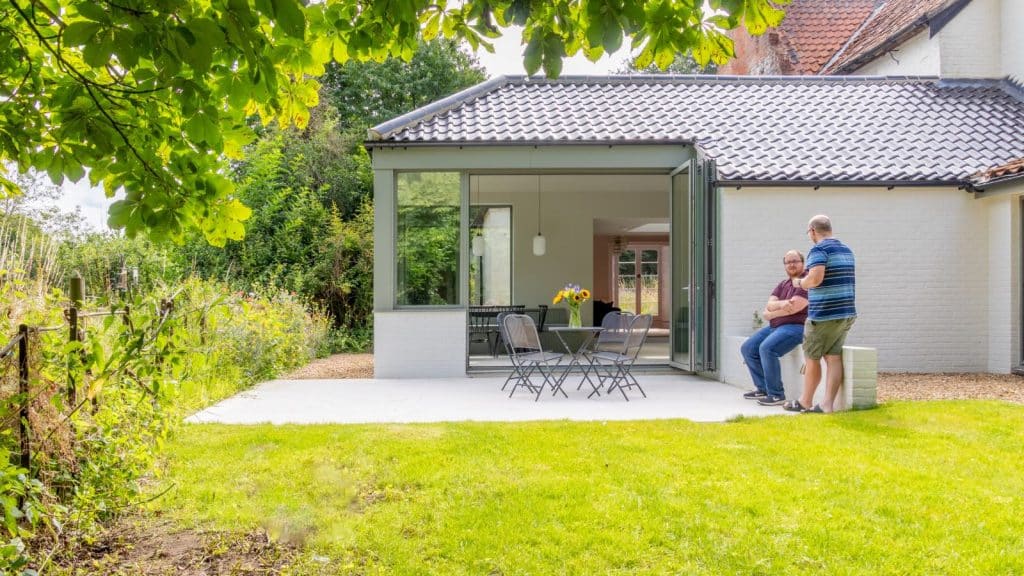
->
<box><xmin>580</xmin><ymin>289</ymin><xmax>591</xmax><ymax>299</ymax></box>
<box><xmin>572</xmin><ymin>293</ymin><xmax>582</xmax><ymax>303</ymax></box>
<box><xmin>553</xmin><ymin>293</ymin><xmax>563</xmax><ymax>304</ymax></box>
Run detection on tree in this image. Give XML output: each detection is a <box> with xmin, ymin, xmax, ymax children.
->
<box><xmin>0</xmin><ymin>0</ymin><xmax>788</xmax><ymax>243</ymax></box>
<box><xmin>321</xmin><ymin>38</ymin><xmax>486</xmax><ymax>128</ymax></box>
<box><xmin>616</xmin><ymin>53</ymin><xmax>718</xmax><ymax>75</ymax></box>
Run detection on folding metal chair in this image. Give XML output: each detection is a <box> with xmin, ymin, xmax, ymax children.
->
<box><xmin>587</xmin><ymin>313</ymin><xmax>652</xmax><ymax>401</ymax></box>
<box><xmin>578</xmin><ymin>311</ymin><xmax>633</xmax><ymax>392</ymax></box>
<box><xmin>500</xmin><ymin>313</ymin><xmax>566</xmax><ymax>401</ymax></box>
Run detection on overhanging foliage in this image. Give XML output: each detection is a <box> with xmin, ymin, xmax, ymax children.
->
<box><xmin>0</xmin><ymin>0</ymin><xmax>788</xmax><ymax>244</ymax></box>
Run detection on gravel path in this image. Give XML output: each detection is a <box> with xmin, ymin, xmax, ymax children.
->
<box><xmin>286</xmin><ymin>354</ymin><xmax>1024</xmax><ymax>404</ymax></box>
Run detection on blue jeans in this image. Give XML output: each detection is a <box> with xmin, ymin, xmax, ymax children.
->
<box><xmin>740</xmin><ymin>324</ymin><xmax>804</xmax><ymax>398</ymax></box>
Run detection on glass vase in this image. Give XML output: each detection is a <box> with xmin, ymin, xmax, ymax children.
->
<box><xmin>568</xmin><ymin>306</ymin><xmax>582</xmax><ymax>328</ymax></box>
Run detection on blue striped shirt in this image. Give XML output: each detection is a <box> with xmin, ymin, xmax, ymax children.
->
<box><xmin>806</xmin><ymin>238</ymin><xmax>856</xmax><ymax>321</ymax></box>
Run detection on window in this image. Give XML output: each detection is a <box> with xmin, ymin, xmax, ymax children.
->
<box><xmin>470</xmin><ymin>206</ymin><xmax>512</xmax><ymax>305</ymax></box>
<box><xmin>395</xmin><ymin>172</ymin><xmax>461</xmax><ymax>306</ymax></box>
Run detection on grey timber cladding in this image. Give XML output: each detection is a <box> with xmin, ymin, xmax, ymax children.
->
<box><xmin>368</xmin><ymin>75</ymin><xmax>1024</xmax><ymax>184</ymax></box>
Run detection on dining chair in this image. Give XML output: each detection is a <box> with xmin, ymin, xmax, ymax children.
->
<box><xmin>578</xmin><ymin>311</ymin><xmax>633</xmax><ymax>391</ymax></box>
<box><xmin>587</xmin><ymin>313</ymin><xmax>652</xmax><ymax>401</ymax></box>
<box><xmin>500</xmin><ymin>313</ymin><xmax>566</xmax><ymax>401</ymax></box>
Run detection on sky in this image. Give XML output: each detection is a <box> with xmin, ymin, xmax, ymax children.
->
<box><xmin>58</xmin><ymin>28</ymin><xmax>632</xmax><ymax>231</ymax></box>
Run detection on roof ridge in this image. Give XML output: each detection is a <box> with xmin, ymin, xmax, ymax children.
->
<box><xmin>368</xmin><ymin>76</ymin><xmax>510</xmax><ymax>141</ymax></box>
<box><xmin>818</xmin><ymin>0</ymin><xmax>884</xmax><ymax>73</ymax></box>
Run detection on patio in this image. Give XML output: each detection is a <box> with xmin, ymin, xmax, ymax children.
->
<box><xmin>186</xmin><ymin>373</ymin><xmax>790</xmax><ymax>425</ymax></box>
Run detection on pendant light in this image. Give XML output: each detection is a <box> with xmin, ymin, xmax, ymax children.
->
<box><xmin>532</xmin><ymin>174</ymin><xmax>546</xmax><ymax>256</ymax></box>
<box><xmin>471</xmin><ymin>176</ymin><xmax>485</xmax><ymax>257</ymax></box>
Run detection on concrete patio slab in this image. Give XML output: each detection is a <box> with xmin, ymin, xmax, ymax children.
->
<box><xmin>187</xmin><ymin>374</ymin><xmax>793</xmax><ymax>425</ymax></box>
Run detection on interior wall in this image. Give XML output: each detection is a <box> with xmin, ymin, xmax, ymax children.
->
<box><xmin>474</xmin><ymin>174</ymin><xmax>669</xmax><ymax>324</ymax></box>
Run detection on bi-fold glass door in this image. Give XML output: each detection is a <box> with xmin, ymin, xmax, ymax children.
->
<box><xmin>669</xmin><ymin>158</ymin><xmax>717</xmax><ymax>373</ymax></box>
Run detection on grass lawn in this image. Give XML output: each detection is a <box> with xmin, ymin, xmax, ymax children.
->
<box><xmin>152</xmin><ymin>402</ymin><xmax>1024</xmax><ymax>575</ymax></box>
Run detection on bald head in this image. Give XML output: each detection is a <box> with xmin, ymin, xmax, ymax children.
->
<box><xmin>808</xmin><ymin>215</ymin><xmax>833</xmax><ymax>236</ymax></box>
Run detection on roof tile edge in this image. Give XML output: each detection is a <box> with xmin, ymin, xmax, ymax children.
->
<box><xmin>367</xmin><ymin>75</ymin><xmax>510</xmax><ymax>142</ymax></box>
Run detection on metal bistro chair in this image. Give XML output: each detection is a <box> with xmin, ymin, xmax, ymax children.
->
<box><xmin>587</xmin><ymin>313</ymin><xmax>652</xmax><ymax>401</ymax></box>
<box><xmin>579</xmin><ymin>311</ymin><xmax>634</xmax><ymax>392</ymax></box>
<box><xmin>500</xmin><ymin>313</ymin><xmax>566</xmax><ymax>401</ymax></box>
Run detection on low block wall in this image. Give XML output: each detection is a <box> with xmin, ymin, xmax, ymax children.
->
<box><xmin>720</xmin><ymin>335</ymin><xmax>878</xmax><ymax>410</ymax></box>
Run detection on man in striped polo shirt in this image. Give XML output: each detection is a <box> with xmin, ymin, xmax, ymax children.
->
<box><xmin>784</xmin><ymin>215</ymin><xmax>856</xmax><ymax>414</ymax></box>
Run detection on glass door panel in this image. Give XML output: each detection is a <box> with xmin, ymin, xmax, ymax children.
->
<box><xmin>616</xmin><ymin>249</ymin><xmax>637</xmax><ymax>314</ymax></box>
<box><xmin>670</xmin><ymin>170</ymin><xmax>691</xmax><ymax>369</ymax></box>
<box><xmin>639</xmin><ymin>249</ymin><xmax>660</xmax><ymax>316</ymax></box>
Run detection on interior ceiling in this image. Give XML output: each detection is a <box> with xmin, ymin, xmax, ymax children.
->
<box><xmin>593</xmin><ymin>218</ymin><xmax>670</xmax><ymax>236</ymax></box>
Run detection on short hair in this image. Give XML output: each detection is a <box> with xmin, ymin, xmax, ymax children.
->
<box><xmin>809</xmin><ymin>215</ymin><xmax>832</xmax><ymax>233</ymax></box>
<box><xmin>783</xmin><ymin>250</ymin><xmax>805</xmax><ymax>263</ymax></box>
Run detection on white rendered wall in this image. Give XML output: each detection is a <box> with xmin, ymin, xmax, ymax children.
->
<box><xmin>982</xmin><ymin>186</ymin><xmax>1022</xmax><ymax>372</ymax></box>
<box><xmin>374</xmin><ymin>310</ymin><xmax>467</xmax><ymax>378</ymax></box>
<box><xmin>855</xmin><ymin>30</ymin><xmax>940</xmax><ymax>76</ymax></box>
<box><xmin>854</xmin><ymin>0</ymin><xmax>1006</xmax><ymax>79</ymax></box>
<box><xmin>938</xmin><ymin>0</ymin><xmax>1002</xmax><ymax>78</ymax></box>
<box><xmin>1003</xmin><ymin>0</ymin><xmax>1024</xmax><ymax>80</ymax></box>
<box><xmin>473</xmin><ymin>174</ymin><xmax>669</xmax><ymax>324</ymax></box>
<box><xmin>719</xmin><ymin>186</ymin><xmax>993</xmax><ymax>373</ymax></box>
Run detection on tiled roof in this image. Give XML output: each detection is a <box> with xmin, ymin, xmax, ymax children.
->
<box><xmin>369</xmin><ymin>76</ymin><xmax>1024</xmax><ymax>185</ymax></box>
<box><xmin>822</xmin><ymin>0</ymin><xmax>960</xmax><ymax>74</ymax></box>
<box><xmin>778</xmin><ymin>0</ymin><xmax>877</xmax><ymax>74</ymax></box>
<box><xmin>971</xmin><ymin>157</ymin><xmax>1024</xmax><ymax>186</ymax></box>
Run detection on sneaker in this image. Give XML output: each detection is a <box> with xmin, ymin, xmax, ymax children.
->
<box><xmin>743</xmin><ymin>390</ymin><xmax>768</xmax><ymax>400</ymax></box>
<box><xmin>757</xmin><ymin>395</ymin><xmax>786</xmax><ymax>406</ymax></box>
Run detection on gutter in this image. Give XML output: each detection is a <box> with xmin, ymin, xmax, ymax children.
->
<box><xmin>715</xmin><ymin>178</ymin><xmax>965</xmax><ymax>189</ymax></box>
<box><xmin>364</xmin><ymin>139</ymin><xmax>695</xmax><ymax>149</ymax></box>
<box><xmin>367</xmin><ymin>76</ymin><xmax>509</xmax><ymax>141</ymax></box>
<box><xmin>969</xmin><ymin>171</ymin><xmax>1024</xmax><ymax>193</ymax></box>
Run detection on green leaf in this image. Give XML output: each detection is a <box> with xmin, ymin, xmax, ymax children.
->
<box><xmin>184</xmin><ymin>112</ymin><xmax>221</xmax><ymax>147</ymax></box>
<box><xmin>523</xmin><ymin>34</ymin><xmax>543</xmax><ymax>75</ymax></box>
<box><xmin>46</xmin><ymin>152</ymin><xmax>64</xmax><ymax>185</ymax></box>
<box><xmin>75</xmin><ymin>1</ymin><xmax>110</xmax><ymax>23</ymax></box>
<box><xmin>272</xmin><ymin>0</ymin><xmax>306</xmax><ymax>39</ymax></box>
<box><xmin>62</xmin><ymin>21</ymin><xmax>101</xmax><ymax>46</ymax></box>
<box><xmin>107</xmin><ymin>199</ymin><xmax>132</xmax><ymax>228</ymax></box>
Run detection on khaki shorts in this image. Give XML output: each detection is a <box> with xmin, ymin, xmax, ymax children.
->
<box><xmin>802</xmin><ymin>317</ymin><xmax>855</xmax><ymax>360</ymax></box>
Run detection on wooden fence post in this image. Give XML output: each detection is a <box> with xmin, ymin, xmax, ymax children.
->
<box><xmin>68</xmin><ymin>273</ymin><xmax>84</xmax><ymax>406</ymax></box>
<box><xmin>17</xmin><ymin>324</ymin><xmax>30</xmax><ymax>472</ymax></box>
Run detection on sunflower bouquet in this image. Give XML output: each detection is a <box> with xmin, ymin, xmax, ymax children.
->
<box><xmin>553</xmin><ymin>283</ymin><xmax>590</xmax><ymax>328</ymax></box>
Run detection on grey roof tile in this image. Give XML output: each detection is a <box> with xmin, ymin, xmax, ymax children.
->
<box><xmin>369</xmin><ymin>75</ymin><xmax>1024</xmax><ymax>184</ymax></box>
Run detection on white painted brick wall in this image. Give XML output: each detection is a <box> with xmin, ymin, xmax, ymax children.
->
<box><xmin>983</xmin><ymin>189</ymin><xmax>1023</xmax><ymax>371</ymax></box>
<box><xmin>855</xmin><ymin>30</ymin><xmax>939</xmax><ymax>76</ymax></box>
<box><xmin>720</xmin><ymin>186</ymin><xmax>992</xmax><ymax>373</ymax></box>
<box><xmin>1003</xmin><ymin>0</ymin><xmax>1024</xmax><ymax>80</ymax></box>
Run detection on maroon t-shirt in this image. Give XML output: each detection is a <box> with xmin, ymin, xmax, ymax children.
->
<box><xmin>769</xmin><ymin>279</ymin><xmax>809</xmax><ymax>328</ymax></box>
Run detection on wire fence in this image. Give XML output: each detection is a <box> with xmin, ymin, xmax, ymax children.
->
<box><xmin>0</xmin><ymin>275</ymin><xmax>175</xmax><ymax>492</ymax></box>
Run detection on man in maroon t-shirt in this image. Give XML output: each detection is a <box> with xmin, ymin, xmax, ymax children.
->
<box><xmin>740</xmin><ymin>250</ymin><xmax>809</xmax><ymax>405</ymax></box>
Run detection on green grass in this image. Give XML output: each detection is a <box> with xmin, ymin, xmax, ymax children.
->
<box><xmin>152</xmin><ymin>402</ymin><xmax>1024</xmax><ymax>575</ymax></box>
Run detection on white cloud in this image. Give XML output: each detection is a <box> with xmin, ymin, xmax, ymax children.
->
<box><xmin>59</xmin><ymin>175</ymin><xmax>116</xmax><ymax>232</ymax></box>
